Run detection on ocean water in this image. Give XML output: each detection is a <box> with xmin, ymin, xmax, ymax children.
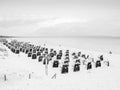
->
<box><xmin>15</xmin><ymin>37</ymin><xmax>120</xmax><ymax>54</ymax></box>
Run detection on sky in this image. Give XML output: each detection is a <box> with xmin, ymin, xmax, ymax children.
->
<box><xmin>0</xmin><ymin>0</ymin><xmax>120</xmax><ymax>37</ymax></box>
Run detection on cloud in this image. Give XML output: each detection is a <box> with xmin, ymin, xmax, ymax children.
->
<box><xmin>0</xmin><ymin>17</ymin><xmax>87</xmax><ymax>36</ymax></box>
<box><xmin>31</xmin><ymin>16</ymin><xmax>120</xmax><ymax>37</ymax></box>
<box><xmin>0</xmin><ymin>15</ymin><xmax>120</xmax><ymax>37</ymax></box>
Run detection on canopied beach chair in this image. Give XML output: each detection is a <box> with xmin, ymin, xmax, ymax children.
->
<box><xmin>96</xmin><ymin>61</ymin><xmax>101</xmax><ymax>68</ymax></box>
<box><xmin>32</xmin><ymin>53</ymin><xmax>37</xmax><ymax>59</ymax></box>
<box><xmin>87</xmin><ymin>62</ymin><xmax>92</xmax><ymax>70</ymax></box>
<box><xmin>28</xmin><ymin>52</ymin><xmax>32</xmax><ymax>57</ymax></box>
<box><xmin>43</xmin><ymin>58</ymin><xmax>49</xmax><ymax>65</ymax></box>
<box><xmin>73</xmin><ymin>63</ymin><xmax>80</xmax><ymax>72</ymax></box>
<box><xmin>15</xmin><ymin>49</ymin><xmax>20</xmax><ymax>54</ymax></box>
<box><xmin>99</xmin><ymin>55</ymin><xmax>104</xmax><ymax>61</ymax></box>
<box><xmin>57</xmin><ymin>54</ymin><xmax>62</xmax><ymax>59</ymax></box>
<box><xmin>37</xmin><ymin>51</ymin><xmax>41</xmax><ymax>56</ymax></box>
<box><xmin>61</xmin><ymin>64</ymin><xmax>69</xmax><ymax>74</ymax></box>
<box><xmin>38</xmin><ymin>56</ymin><xmax>43</xmax><ymax>62</ymax></box>
<box><xmin>53</xmin><ymin>60</ymin><xmax>59</xmax><ymax>68</ymax></box>
<box><xmin>50</xmin><ymin>52</ymin><xmax>54</xmax><ymax>57</ymax></box>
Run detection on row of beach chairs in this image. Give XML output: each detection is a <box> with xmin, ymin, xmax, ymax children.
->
<box><xmin>2</xmin><ymin>39</ymin><xmax>109</xmax><ymax>74</ymax></box>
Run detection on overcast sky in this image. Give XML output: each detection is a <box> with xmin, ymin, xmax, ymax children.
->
<box><xmin>0</xmin><ymin>0</ymin><xmax>120</xmax><ymax>36</ymax></box>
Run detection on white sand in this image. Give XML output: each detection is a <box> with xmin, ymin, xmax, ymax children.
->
<box><xmin>0</xmin><ymin>41</ymin><xmax>120</xmax><ymax>90</ymax></box>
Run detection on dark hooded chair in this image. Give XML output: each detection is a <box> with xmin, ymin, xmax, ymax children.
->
<box><xmin>28</xmin><ymin>52</ymin><xmax>32</xmax><ymax>57</ymax></box>
<box><xmin>53</xmin><ymin>60</ymin><xmax>59</xmax><ymax>68</ymax></box>
<box><xmin>32</xmin><ymin>53</ymin><xmax>37</xmax><ymax>59</ymax></box>
<box><xmin>37</xmin><ymin>48</ymin><xmax>40</xmax><ymax>51</ymax></box>
<box><xmin>25</xmin><ymin>49</ymin><xmax>29</xmax><ymax>54</ymax></box>
<box><xmin>61</xmin><ymin>64</ymin><xmax>69</xmax><ymax>74</ymax></box>
<box><xmin>54</xmin><ymin>51</ymin><xmax>57</xmax><ymax>56</ymax></box>
<box><xmin>22</xmin><ymin>49</ymin><xmax>25</xmax><ymax>53</ymax></box>
<box><xmin>43</xmin><ymin>59</ymin><xmax>49</xmax><ymax>65</ymax></box>
<box><xmin>57</xmin><ymin>54</ymin><xmax>62</xmax><ymax>59</ymax></box>
<box><xmin>74</xmin><ymin>63</ymin><xmax>80</xmax><ymax>72</ymax></box>
<box><xmin>50</xmin><ymin>53</ymin><xmax>54</xmax><ymax>57</ymax></box>
<box><xmin>30</xmin><ymin>48</ymin><xmax>32</xmax><ymax>52</ymax></box>
<box><xmin>96</xmin><ymin>61</ymin><xmax>101</xmax><ymax>68</ymax></box>
<box><xmin>13</xmin><ymin>48</ymin><xmax>15</xmax><ymax>53</ymax></box>
<box><xmin>20</xmin><ymin>48</ymin><xmax>22</xmax><ymax>52</ymax></box>
<box><xmin>33</xmin><ymin>49</ymin><xmax>36</xmax><ymax>53</ymax></box>
<box><xmin>37</xmin><ymin>51</ymin><xmax>41</xmax><ymax>56</ymax></box>
<box><xmin>100</xmin><ymin>55</ymin><xmax>103</xmax><ymax>61</ymax></box>
<box><xmin>15</xmin><ymin>49</ymin><xmax>20</xmax><ymax>54</ymax></box>
<box><xmin>78</xmin><ymin>52</ymin><xmax>81</xmax><ymax>57</ymax></box>
<box><xmin>38</xmin><ymin>56</ymin><xmax>43</xmax><ymax>62</ymax></box>
<box><xmin>87</xmin><ymin>62</ymin><xmax>92</xmax><ymax>70</ymax></box>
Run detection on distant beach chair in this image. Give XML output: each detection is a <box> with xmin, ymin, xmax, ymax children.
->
<box><xmin>78</xmin><ymin>52</ymin><xmax>81</xmax><ymax>57</ymax></box>
<box><xmin>33</xmin><ymin>49</ymin><xmax>36</xmax><ymax>53</ymax></box>
<box><xmin>99</xmin><ymin>55</ymin><xmax>104</xmax><ymax>61</ymax></box>
<box><xmin>109</xmin><ymin>51</ymin><xmax>112</xmax><ymax>54</ymax></box>
<box><xmin>43</xmin><ymin>59</ymin><xmax>49</xmax><ymax>65</ymax></box>
<box><xmin>50</xmin><ymin>53</ymin><xmax>54</xmax><ymax>57</ymax></box>
<box><xmin>73</xmin><ymin>63</ymin><xmax>80</xmax><ymax>72</ymax></box>
<box><xmin>38</xmin><ymin>56</ymin><xmax>43</xmax><ymax>62</ymax></box>
<box><xmin>32</xmin><ymin>53</ymin><xmax>37</xmax><ymax>59</ymax></box>
<box><xmin>96</xmin><ymin>61</ymin><xmax>101</xmax><ymax>68</ymax></box>
<box><xmin>87</xmin><ymin>62</ymin><xmax>92</xmax><ymax>70</ymax></box>
<box><xmin>37</xmin><ymin>51</ymin><xmax>41</xmax><ymax>56</ymax></box>
<box><xmin>61</xmin><ymin>64</ymin><xmax>69</xmax><ymax>74</ymax></box>
<box><xmin>28</xmin><ymin>52</ymin><xmax>32</xmax><ymax>57</ymax></box>
<box><xmin>57</xmin><ymin>54</ymin><xmax>62</xmax><ymax>59</ymax></box>
<box><xmin>15</xmin><ymin>49</ymin><xmax>20</xmax><ymax>54</ymax></box>
<box><xmin>53</xmin><ymin>50</ymin><xmax>57</xmax><ymax>55</ymax></box>
<box><xmin>53</xmin><ymin>60</ymin><xmax>59</xmax><ymax>68</ymax></box>
<box><xmin>25</xmin><ymin>49</ymin><xmax>29</xmax><ymax>54</ymax></box>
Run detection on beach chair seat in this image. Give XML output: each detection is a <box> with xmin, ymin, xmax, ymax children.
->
<box><xmin>45</xmin><ymin>51</ymin><xmax>48</xmax><ymax>54</ymax></box>
<box><xmin>64</xmin><ymin>60</ymin><xmax>69</xmax><ymax>64</ymax></box>
<box><xmin>65</xmin><ymin>53</ymin><xmax>69</xmax><ymax>56</ymax></box>
<box><xmin>75</xmin><ymin>59</ymin><xmax>80</xmax><ymax>63</ymax></box>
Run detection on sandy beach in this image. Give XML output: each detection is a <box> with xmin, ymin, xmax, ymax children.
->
<box><xmin>0</xmin><ymin>38</ymin><xmax>120</xmax><ymax>90</ymax></box>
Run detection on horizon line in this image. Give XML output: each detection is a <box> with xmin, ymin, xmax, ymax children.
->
<box><xmin>0</xmin><ymin>35</ymin><xmax>120</xmax><ymax>39</ymax></box>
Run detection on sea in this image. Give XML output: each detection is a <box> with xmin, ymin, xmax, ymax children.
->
<box><xmin>12</xmin><ymin>37</ymin><xmax>120</xmax><ymax>55</ymax></box>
